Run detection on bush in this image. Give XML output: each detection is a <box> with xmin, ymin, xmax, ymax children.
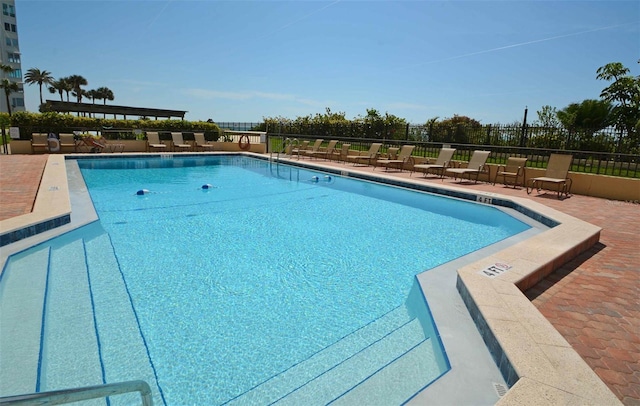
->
<box><xmin>10</xmin><ymin>112</ymin><xmax>220</xmax><ymax>140</ymax></box>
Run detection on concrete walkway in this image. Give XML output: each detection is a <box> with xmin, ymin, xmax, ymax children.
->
<box><xmin>0</xmin><ymin>154</ymin><xmax>638</xmax><ymax>405</ymax></box>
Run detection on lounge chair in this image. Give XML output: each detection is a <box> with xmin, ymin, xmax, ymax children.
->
<box><xmin>493</xmin><ymin>157</ymin><xmax>528</xmax><ymax>188</ymax></box>
<box><xmin>194</xmin><ymin>133</ymin><xmax>216</xmax><ymax>151</ymax></box>
<box><xmin>412</xmin><ymin>148</ymin><xmax>456</xmax><ymax>178</ymax></box>
<box><xmin>300</xmin><ymin>139</ymin><xmax>324</xmax><ymax>158</ymax></box>
<box><xmin>146</xmin><ymin>132</ymin><xmax>167</xmax><ymax>151</ymax></box>
<box><xmin>31</xmin><ymin>134</ymin><xmax>49</xmax><ymax>153</ymax></box>
<box><xmin>527</xmin><ymin>154</ymin><xmax>573</xmax><ymax>199</ymax></box>
<box><xmin>78</xmin><ymin>136</ymin><xmax>107</xmax><ymax>153</ymax></box>
<box><xmin>291</xmin><ymin>140</ymin><xmax>310</xmax><ymax>158</ymax></box>
<box><xmin>445</xmin><ymin>150</ymin><xmax>490</xmax><ymax>183</ymax></box>
<box><xmin>171</xmin><ymin>132</ymin><xmax>191</xmax><ymax>152</ymax></box>
<box><xmin>59</xmin><ymin>133</ymin><xmax>77</xmax><ymax>152</ymax></box>
<box><xmin>329</xmin><ymin>143</ymin><xmax>351</xmax><ymax>162</ymax></box>
<box><xmin>375</xmin><ymin>145</ymin><xmax>415</xmax><ymax>172</ymax></box>
<box><xmin>306</xmin><ymin>140</ymin><xmax>338</xmax><ymax>160</ymax></box>
<box><xmin>346</xmin><ymin>143</ymin><xmax>382</xmax><ymax>166</ymax></box>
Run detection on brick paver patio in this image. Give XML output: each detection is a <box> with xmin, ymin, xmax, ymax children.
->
<box><xmin>1</xmin><ymin>153</ymin><xmax>638</xmax><ymax>405</ymax></box>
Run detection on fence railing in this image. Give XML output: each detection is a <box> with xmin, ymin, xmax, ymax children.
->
<box><xmin>267</xmin><ymin>135</ymin><xmax>639</xmax><ymax>178</ymax></box>
<box><xmin>253</xmin><ymin>122</ymin><xmax>638</xmax><ymax>155</ymax></box>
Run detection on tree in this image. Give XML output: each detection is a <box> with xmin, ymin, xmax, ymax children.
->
<box><xmin>49</xmin><ymin>80</ymin><xmax>64</xmax><ymax>101</ymax></box>
<box><xmin>596</xmin><ymin>62</ymin><xmax>640</xmax><ymax>148</ymax></box>
<box><xmin>85</xmin><ymin>89</ymin><xmax>99</xmax><ymax>104</ymax></box>
<box><xmin>429</xmin><ymin>115</ymin><xmax>482</xmax><ymax>144</ymax></box>
<box><xmin>0</xmin><ymin>64</ymin><xmax>18</xmax><ymax>115</ymax></box>
<box><xmin>0</xmin><ymin>79</ymin><xmax>19</xmax><ymax>115</ymax></box>
<box><xmin>557</xmin><ymin>99</ymin><xmax>613</xmax><ymax>150</ymax></box>
<box><xmin>66</xmin><ymin>74</ymin><xmax>88</xmax><ymax>102</ymax></box>
<box><xmin>24</xmin><ymin>68</ymin><xmax>54</xmax><ymax>105</ymax></box>
<box><xmin>96</xmin><ymin>86</ymin><xmax>114</xmax><ymax>104</ymax></box>
<box><xmin>49</xmin><ymin>77</ymin><xmax>74</xmax><ymax>102</ymax></box>
<box><xmin>557</xmin><ymin>99</ymin><xmax>613</xmax><ymax>131</ymax></box>
<box><xmin>535</xmin><ymin>105</ymin><xmax>561</xmax><ymax>128</ymax></box>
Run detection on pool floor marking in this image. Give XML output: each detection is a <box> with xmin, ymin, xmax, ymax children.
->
<box><xmin>478</xmin><ymin>262</ymin><xmax>512</xmax><ymax>278</ymax></box>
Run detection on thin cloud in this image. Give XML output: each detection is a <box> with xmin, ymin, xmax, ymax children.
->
<box><xmin>265</xmin><ymin>0</ymin><xmax>342</xmax><ymax>38</ymax></box>
<box><xmin>185</xmin><ymin>88</ymin><xmax>303</xmax><ymax>102</ymax></box>
<box><xmin>398</xmin><ymin>21</ymin><xmax>639</xmax><ymax>71</ymax></box>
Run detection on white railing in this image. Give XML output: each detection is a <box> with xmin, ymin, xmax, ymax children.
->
<box><xmin>0</xmin><ymin>380</ymin><xmax>153</xmax><ymax>405</ymax></box>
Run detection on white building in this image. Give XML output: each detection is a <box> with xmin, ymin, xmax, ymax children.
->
<box><xmin>0</xmin><ymin>0</ymin><xmax>24</xmax><ymax>114</ymax></box>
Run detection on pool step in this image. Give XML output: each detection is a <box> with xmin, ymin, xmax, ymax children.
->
<box><xmin>226</xmin><ymin>305</ymin><xmax>412</xmax><ymax>405</ymax></box>
<box><xmin>332</xmin><ymin>338</ymin><xmax>441</xmax><ymax>405</ymax></box>
<box><xmin>273</xmin><ymin>318</ymin><xmax>427</xmax><ymax>406</ymax></box>
<box><xmin>0</xmin><ymin>247</ymin><xmax>50</xmax><ymax>397</ymax></box>
<box><xmin>39</xmin><ymin>238</ymin><xmax>104</xmax><ymax>395</ymax></box>
<box><xmin>0</xmin><ymin>230</ymin><xmax>160</xmax><ymax>405</ymax></box>
<box><xmin>84</xmin><ymin>232</ymin><xmax>163</xmax><ymax>406</ymax></box>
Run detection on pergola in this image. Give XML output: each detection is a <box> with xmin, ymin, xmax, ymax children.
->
<box><xmin>44</xmin><ymin>100</ymin><xmax>187</xmax><ymax>120</ymax></box>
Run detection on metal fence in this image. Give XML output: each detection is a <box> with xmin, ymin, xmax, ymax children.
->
<box><xmin>266</xmin><ymin>135</ymin><xmax>639</xmax><ymax>178</ymax></box>
<box><xmin>255</xmin><ymin>122</ymin><xmax>637</xmax><ymax>155</ymax></box>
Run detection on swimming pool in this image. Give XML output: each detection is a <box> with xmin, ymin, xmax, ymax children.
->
<box><xmin>0</xmin><ymin>155</ymin><xmax>531</xmax><ymax>405</ymax></box>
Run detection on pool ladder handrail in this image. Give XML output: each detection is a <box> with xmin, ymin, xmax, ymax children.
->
<box><xmin>271</xmin><ymin>137</ymin><xmax>297</xmax><ymax>161</ymax></box>
<box><xmin>0</xmin><ymin>380</ymin><xmax>153</xmax><ymax>405</ymax></box>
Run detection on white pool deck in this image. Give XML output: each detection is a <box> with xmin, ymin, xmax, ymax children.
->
<box><xmin>0</xmin><ymin>153</ymin><xmax>621</xmax><ymax>405</ymax></box>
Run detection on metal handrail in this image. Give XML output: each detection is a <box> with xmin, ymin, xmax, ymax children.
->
<box><xmin>0</xmin><ymin>380</ymin><xmax>153</xmax><ymax>405</ymax></box>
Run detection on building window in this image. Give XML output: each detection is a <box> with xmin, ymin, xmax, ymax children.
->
<box><xmin>11</xmin><ymin>23</ymin><xmax>15</xmax><ymax>32</ymax></box>
<box><xmin>4</xmin><ymin>22</ymin><xmax>9</xmax><ymax>31</ymax></box>
<box><xmin>1</xmin><ymin>3</ymin><xmax>12</xmax><ymax>16</ymax></box>
<box><xmin>7</xmin><ymin>52</ymin><xmax>19</xmax><ymax>63</ymax></box>
<box><xmin>8</xmin><ymin>68</ymin><xmax>21</xmax><ymax>79</ymax></box>
<box><xmin>5</xmin><ymin>37</ymin><xmax>18</xmax><ymax>47</ymax></box>
<box><xmin>11</xmin><ymin>97</ymin><xmax>24</xmax><ymax>108</ymax></box>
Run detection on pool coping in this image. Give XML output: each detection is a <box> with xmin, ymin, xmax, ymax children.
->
<box><xmin>0</xmin><ymin>155</ymin><xmax>71</xmax><ymax>247</ymax></box>
<box><xmin>0</xmin><ymin>152</ymin><xmax>621</xmax><ymax>405</ymax></box>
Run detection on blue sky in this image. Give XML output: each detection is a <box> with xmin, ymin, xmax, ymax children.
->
<box><xmin>17</xmin><ymin>1</ymin><xmax>639</xmax><ymax>125</ymax></box>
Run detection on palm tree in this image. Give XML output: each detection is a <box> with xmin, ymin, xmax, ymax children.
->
<box><xmin>0</xmin><ymin>63</ymin><xmax>18</xmax><ymax>114</ymax></box>
<box><xmin>0</xmin><ymin>78</ymin><xmax>19</xmax><ymax>115</ymax></box>
<box><xmin>66</xmin><ymin>74</ymin><xmax>88</xmax><ymax>103</ymax></box>
<box><xmin>52</xmin><ymin>77</ymin><xmax>74</xmax><ymax>102</ymax></box>
<box><xmin>96</xmin><ymin>86</ymin><xmax>114</xmax><ymax>104</ymax></box>
<box><xmin>86</xmin><ymin>89</ymin><xmax>99</xmax><ymax>104</ymax></box>
<box><xmin>48</xmin><ymin>79</ymin><xmax>66</xmax><ymax>101</ymax></box>
<box><xmin>24</xmin><ymin>68</ymin><xmax>54</xmax><ymax>105</ymax></box>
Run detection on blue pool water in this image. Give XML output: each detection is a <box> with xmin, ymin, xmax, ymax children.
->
<box><xmin>1</xmin><ymin>155</ymin><xmax>530</xmax><ymax>405</ymax></box>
